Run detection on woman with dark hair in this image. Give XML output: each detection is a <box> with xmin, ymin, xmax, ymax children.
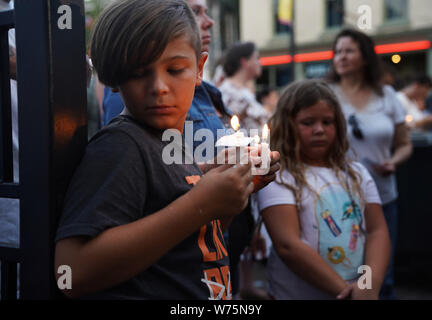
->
<box><xmin>219</xmin><ymin>42</ymin><xmax>269</xmax><ymax>131</ymax></box>
<box><xmin>327</xmin><ymin>29</ymin><xmax>412</xmax><ymax>300</ymax></box>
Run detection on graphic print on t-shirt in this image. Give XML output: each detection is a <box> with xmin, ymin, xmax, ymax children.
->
<box><xmin>185</xmin><ymin>174</ymin><xmax>232</xmax><ymax>300</ymax></box>
<box><xmin>197</xmin><ymin>219</ymin><xmax>232</xmax><ymax>300</ymax></box>
<box><xmin>315</xmin><ymin>182</ymin><xmax>364</xmax><ymax>281</ymax></box>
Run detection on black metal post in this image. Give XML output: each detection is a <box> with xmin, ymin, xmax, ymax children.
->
<box><xmin>0</xmin><ymin>7</ymin><xmax>19</xmax><ymax>302</ymax></box>
<box><xmin>14</xmin><ymin>0</ymin><xmax>87</xmax><ymax>299</ymax></box>
<box><xmin>0</xmin><ymin>9</ymin><xmax>14</xmax><ymax>183</ymax></box>
<box><xmin>1</xmin><ymin>262</ymin><xmax>17</xmax><ymax>300</ymax></box>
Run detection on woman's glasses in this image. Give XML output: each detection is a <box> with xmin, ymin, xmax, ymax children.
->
<box><xmin>348</xmin><ymin>114</ymin><xmax>364</xmax><ymax>140</ymax></box>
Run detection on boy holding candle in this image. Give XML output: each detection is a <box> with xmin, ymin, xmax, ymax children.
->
<box><xmin>54</xmin><ymin>0</ymin><xmax>279</xmax><ymax>300</ymax></box>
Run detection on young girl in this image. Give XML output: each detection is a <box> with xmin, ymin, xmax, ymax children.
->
<box><xmin>258</xmin><ymin>80</ymin><xmax>391</xmax><ymax>300</ymax></box>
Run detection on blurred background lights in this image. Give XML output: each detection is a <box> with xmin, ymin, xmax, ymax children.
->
<box><xmin>392</xmin><ymin>54</ymin><xmax>402</xmax><ymax>64</ymax></box>
<box><xmin>405</xmin><ymin>114</ymin><xmax>414</xmax><ymax>124</ymax></box>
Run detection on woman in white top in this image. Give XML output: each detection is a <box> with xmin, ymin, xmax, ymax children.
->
<box><xmin>326</xmin><ymin>29</ymin><xmax>412</xmax><ymax>300</ymax></box>
<box><xmin>219</xmin><ymin>42</ymin><xmax>269</xmax><ymax>132</ymax></box>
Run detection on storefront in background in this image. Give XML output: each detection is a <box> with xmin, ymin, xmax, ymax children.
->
<box><xmin>258</xmin><ymin>37</ymin><xmax>432</xmax><ymax>90</ymax></box>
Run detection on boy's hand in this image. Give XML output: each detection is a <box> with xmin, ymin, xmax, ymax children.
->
<box><xmin>193</xmin><ymin>162</ymin><xmax>254</xmax><ymax>221</ymax></box>
<box><xmin>197</xmin><ymin>148</ymin><xmax>234</xmax><ymax>173</ymax></box>
<box><xmin>253</xmin><ymin>151</ymin><xmax>280</xmax><ymax>192</ymax></box>
<box><xmin>198</xmin><ymin>147</ymin><xmax>258</xmax><ymax>173</ymax></box>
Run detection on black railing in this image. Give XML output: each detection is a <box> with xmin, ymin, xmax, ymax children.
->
<box><xmin>0</xmin><ymin>6</ymin><xmax>19</xmax><ymax>301</ymax></box>
<box><xmin>0</xmin><ymin>0</ymin><xmax>87</xmax><ymax>300</ymax></box>
<box><xmin>0</xmin><ymin>9</ymin><xmax>14</xmax><ymax>184</ymax></box>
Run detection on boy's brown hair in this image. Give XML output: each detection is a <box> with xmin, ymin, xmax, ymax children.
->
<box><xmin>90</xmin><ymin>0</ymin><xmax>201</xmax><ymax>88</ymax></box>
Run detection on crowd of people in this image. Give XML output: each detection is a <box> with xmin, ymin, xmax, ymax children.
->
<box><xmin>2</xmin><ymin>0</ymin><xmax>431</xmax><ymax>300</ymax></box>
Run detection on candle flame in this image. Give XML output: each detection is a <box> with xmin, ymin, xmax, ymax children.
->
<box><xmin>262</xmin><ymin>123</ymin><xmax>269</xmax><ymax>141</ymax></box>
<box><xmin>231</xmin><ymin>116</ymin><xmax>240</xmax><ymax>131</ymax></box>
<box><xmin>405</xmin><ymin>114</ymin><xmax>413</xmax><ymax>123</ymax></box>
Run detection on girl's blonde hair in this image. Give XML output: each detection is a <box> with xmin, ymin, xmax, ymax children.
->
<box><xmin>269</xmin><ymin>79</ymin><xmax>363</xmax><ymax>210</ymax></box>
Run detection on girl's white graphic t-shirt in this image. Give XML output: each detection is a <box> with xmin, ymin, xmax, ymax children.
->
<box><xmin>258</xmin><ymin>163</ymin><xmax>381</xmax><ymax>299</ymax></box>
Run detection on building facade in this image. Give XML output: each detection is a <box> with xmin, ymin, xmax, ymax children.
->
<box><xmin>239</xmin><ymin>0</ymin><xmax>432</xmax><ymax>89</ymax></box>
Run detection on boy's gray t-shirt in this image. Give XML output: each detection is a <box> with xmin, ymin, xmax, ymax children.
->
<box><xmin>55</xmin><ymin>116</ymin><xmax>231</xmax><ymax>300</ymax></box>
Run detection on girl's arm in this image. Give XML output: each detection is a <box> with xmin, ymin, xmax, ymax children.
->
<box><xmin>355</xmin><ymin>203</ymin><xmax>391</xmax><ymax>299</ymax></box>
<box><xmin>55</xmin><ymin>163</ymin><xmax>254</xmax><ymax>298</ymax></box>
<box><xmin>338</xmin><ymin>203</ymin><xmax>391</xmax><ymax>300</ymax></box>
<box><xmin>262</xmin><ymin>204</ymin><xmax>348</xmax><ymax>297</ymax></box>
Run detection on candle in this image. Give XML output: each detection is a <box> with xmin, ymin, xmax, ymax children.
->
<box><xmin>250</xmin><ymin>124</ymin><xmax>271</xmax><ymax>175</ymax></box>
<box><xmin>258</xmin><ymin>124</ymin><xmax>271</xmax><ymax>174</ymax></box>
<box><xmin>253</xmin><ymin>135</ymin><xmax>260</xmax><ymax>145</ymax></box>
<box><xmin>215</xmin><ymin>116</ymin><xmax>254</xmax><ymax>164</ymax></box>
<box><xmin>262</xmin><ymin>123</ymin><xmax>270</xmax><ymax>144</ymax></box>
<box><xmin>216</xmin><ymin>116</ymin><xmax>254</xmax><ymax>147</ymax></box>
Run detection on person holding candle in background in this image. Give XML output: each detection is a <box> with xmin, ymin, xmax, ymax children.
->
<box><xmin>258</xmin><ymin>79</ymin><xmax>391</xmax><ymax>299</ymax></box>
<box><xmin>396</xmin><ymin>74</ymin><xmax>432</xmax><ymax>131</ymax></box>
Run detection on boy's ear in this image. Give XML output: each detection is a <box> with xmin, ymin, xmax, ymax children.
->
<box><xmin>196</xmin><ymin>52</ymin><xmax>208</xmax><ymax>86</ymax></box>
